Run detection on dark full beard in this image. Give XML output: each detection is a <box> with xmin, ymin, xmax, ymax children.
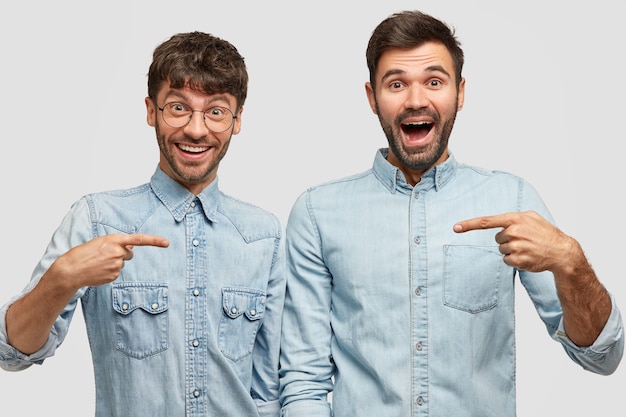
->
<box><xmin>377</xmin><ymin>104</ymin><xmax>458</xmax><ymax>172</ymax></box>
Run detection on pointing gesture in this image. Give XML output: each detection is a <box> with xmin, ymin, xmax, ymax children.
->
<box><xmin>453</xmin><ymin>211</ymin><xmax>577</xmax><ymax>274</ymax></box>
<box><xmin>55</xmin><ymin>233</ymin><xmax>170</xmax><ymax>289</ymax></box>
<box><xmin>454</xmin><ymin>210</ymin><xmax>611</xmax><ymax>347</ymax></box>
<box><xmin>6</xmin><ymin>233</ymin><xmax>169</xmax><ymax>354</ymax></box>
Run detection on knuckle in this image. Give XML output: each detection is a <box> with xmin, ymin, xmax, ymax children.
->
<box><xmin>478</xmin><ymin>218</ymin><xmax>491</xmax><ymax>228</ymax></box>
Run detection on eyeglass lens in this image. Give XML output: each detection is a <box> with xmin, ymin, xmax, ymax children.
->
<box><xmin>160</xmin><ymin>102</ymin><xmax>234</xmax><ymax>132</ymax></box>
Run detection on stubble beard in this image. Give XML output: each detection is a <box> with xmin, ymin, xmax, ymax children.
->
<box><xmin>156</xmin><ymin>124</ymin><xmax>231</xmax><ymax>185</ymax></box>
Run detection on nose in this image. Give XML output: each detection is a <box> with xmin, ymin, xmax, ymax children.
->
<box><xmin>183</xmin><ymin>110</ymin><xmax>210</xmax><ymax>138</ymax></box>
<box><xmin>404</xmin><ymin>85</ymin><xmax>429</xmax><ymax>110</ymax></box>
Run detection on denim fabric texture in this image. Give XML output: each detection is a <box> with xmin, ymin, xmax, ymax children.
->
<box><xmin>0</xmin><ymin>167</ymin><xmax>286</xmax><ymax>417</ymax></box>
<box><xmin>279</xmin><ymin>148</ymin><xmax>624</xmax><ymax>417</ymax></box>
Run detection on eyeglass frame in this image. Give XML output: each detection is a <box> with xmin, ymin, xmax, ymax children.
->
<box><xmin>156</xmin><ymin>101</ymin><xmax>238</xmax><ymax>133</ymax></box>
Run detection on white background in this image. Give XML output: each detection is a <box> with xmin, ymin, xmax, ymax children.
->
<box><xmin>0</xmin><ymin>1</ymin><xmax>624</xmax><ymax>415</ymax></box>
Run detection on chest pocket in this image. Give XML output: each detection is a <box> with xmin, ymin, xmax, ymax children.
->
<box><xmin>112</xmin><ymin>283</ymin><xmax>169</xmax><ymax>359</ymax></box>
<box><xmin>218</xmin><ymin>286</ymin><xmax>266</xmax><ymax>362</ymax></box>
<box><xmin>443</xmin><ymin>245</ymin><xmax>506</xmax><ymax>314</ymax></box>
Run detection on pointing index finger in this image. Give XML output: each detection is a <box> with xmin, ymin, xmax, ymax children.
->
<box><xmin>121</xmin><ymin>233</ymin><xmax>170</xmax><ymax>248</ymax></box>
<box><xmin>453</xmin><ymin>213</ymin><xmax>514</xmax><ymax>233</ymax></box>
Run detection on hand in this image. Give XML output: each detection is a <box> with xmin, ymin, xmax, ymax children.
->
<box><xmin>5</xmin><ymin>233</ymin><xmax>170</xmax><ymax>354</ymax></box>
<box><xmin>453</xmin><ymin>211</ymin><xmax>576</xmax><ymax>273</ymax></box>
<box><xmin>51</xmin><ymin>233</ymin><xmax>170</xmax><ymax>289</ymax></box>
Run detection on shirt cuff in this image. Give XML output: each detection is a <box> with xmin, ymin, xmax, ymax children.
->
<box><xmin>556</xmin><ymin>292</ymin><xmax>623</xmax><ymax>353</ymax></box>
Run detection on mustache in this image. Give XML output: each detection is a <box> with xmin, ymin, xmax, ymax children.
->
<box><xmin>173</xmin><ymin>132</ymin><xmax>218</xmax><ymax>145</ymax></box>
<box><xmin>395</xmin><ymin>109</ymin><xmax>439</xmax><ymax>124</ymax></box>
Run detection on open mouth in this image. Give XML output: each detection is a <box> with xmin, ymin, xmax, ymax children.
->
<box><xmin>401</xmin><ymin>121</ymin><xmax>433</xmax><ymax>141</ymax></box>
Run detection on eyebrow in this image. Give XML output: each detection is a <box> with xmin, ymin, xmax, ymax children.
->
<box><xmin>162</xmin><ymin>89</ymin><xmax>188</xmax><ymax>102</ymax></box>
<box><xmin>425</xmin><ymin>65</ymin><xmax>451</xmax><ymax>78</ymax></box>
<box><xmin>162</xmin><ymin>90</ymin><xmax>232</xmax><ymax>108</ymax></box>
<box><xmin>380</xmin><ymin>65</ymin><xmax>452</xmax><ymax>84</ymax></box>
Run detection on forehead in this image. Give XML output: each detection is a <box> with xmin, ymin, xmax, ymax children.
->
<box><xmin>376</xmin><ymin>41</ymin><xmax>456</xmax><ymax>82</ymax></box>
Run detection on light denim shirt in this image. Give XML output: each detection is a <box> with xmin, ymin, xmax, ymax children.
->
<box><xmin>279</xmin><ymin>149</ymin><xmax>624</xmax><ymax>417</ymax></box>
<box><xmin>0</xmin><ymin>167</ymin><xmax>286</xmax><ymax>417</ymax></box>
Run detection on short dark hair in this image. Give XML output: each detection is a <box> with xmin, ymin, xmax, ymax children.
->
<box><xmin>366</xmin><ymin>10</ymin><xmax>464</xmax><ymax>89</ymax></box>
<box><xmin>147</xmin><ymin>31</ymin><xmax>248</xmax><ymax>110</ymax></box>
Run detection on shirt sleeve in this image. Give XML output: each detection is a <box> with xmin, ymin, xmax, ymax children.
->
<box><xmin>518</xmin><ymin>179</ymin><xmax>624</xmax><ymax>375</ymax></box>
<box><xmin>251</xmin><ymin>218</ymin><xmax>287</xmax><ymax>416</ymax></box>
<box><xmin>0</xmin><ymin>198</ymin><xmax>92</xmax><ymax>371</ymax></box>
<box><xmin>555</xmin><ymin>292</ymin><xmax>624</xmax><ymax>375</ymax></box>
<box><xmin>279</xmin><ymin>191</ymin><xmax>334</xmax><ymax>417</ymax></box>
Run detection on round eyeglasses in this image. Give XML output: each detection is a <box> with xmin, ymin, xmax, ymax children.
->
<box><xmin>157</xmin><ymin>102</ymin><xmax>237</xmax><ymax>133</ymax></box>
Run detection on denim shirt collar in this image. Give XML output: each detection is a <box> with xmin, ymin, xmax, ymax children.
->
<box><xmin>372</xmin><ymin>147</ymin><xmax>458</xmax><ymax>194</ymax></box>
<box><xmin>149</xmin><ymin>166</ymin><xmax>220</xmax><ymax>223</ymax></box>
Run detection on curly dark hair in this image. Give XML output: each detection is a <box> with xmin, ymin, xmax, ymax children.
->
<box><xmin>147</xmin><ymin>31</ymin><xmax>248</xmax><ymax>111</ymax></box>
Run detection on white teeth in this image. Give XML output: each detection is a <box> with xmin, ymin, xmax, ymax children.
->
<box><xmin>407</xmin><ymin>121</ymin><xmax>430</xmax><ymax>126</ymax></box>
<box><xmin>179</xmin><ymin>144</ymin><xmax>209</xmax><ymax>153</ymax></box>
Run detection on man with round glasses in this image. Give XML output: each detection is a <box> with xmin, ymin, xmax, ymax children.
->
<box><xmin>0</xmin><ymin>32</ymin><xmax>286</xmax><ymax>417</ymax></box>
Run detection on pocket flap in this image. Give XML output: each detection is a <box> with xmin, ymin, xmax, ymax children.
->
<box><xmin>221</xmin><ymin>287</ymin><xmax>265</xmax><ymax>321</ymax></box>
<box><xmin>112</xmin><ymin>284</ymin><xmax>168</xmax><ymax>316</ymax></box>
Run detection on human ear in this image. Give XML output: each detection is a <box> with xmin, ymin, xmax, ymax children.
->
<box><xmin>145</xmin><ymin>97</ymin><xmax>157</xmax><ymax>127</ymax></box>
<box><xmin>365</xmin><ymin>82</ymin><xmax>378</xmax><ymax>114</ymax></box>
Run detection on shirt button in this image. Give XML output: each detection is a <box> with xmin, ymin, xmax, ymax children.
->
<box><xmin>192</xmin><ymin>239</ymin><xmax>200</xmax><ymax>246</ymax></box>
<box><xmin>190</xmin><ymin>201</ymin><xmax>196</xmax><ymax>208</ymax></box>
<box><xmin>416</xmin><ymin>342</ymin><xmax>423</xmax><ymax>351</ymax></box>
<box><xmin>151</xmin><ymin>303</ymin><xmax>159</xmax><ymax>310</ymax></box>
<box><xmin>415</xmin><ymin>287</ymin><xmax>421</xmax><ymax>296</ymax></box>
<box><xmin>193</xmin><ymin>289</ymin><xmax>200</xmax><ymax>296</ymax></box>
<box><xmin>193</xmin><ymin>390</ymin><xmax>200</xmax><ymax>398</ymax></box>
<box><xmin>416</xmin><ymin>396</ymin><xmax>424</xmax><ymax>406</ymax></box>
<box><xmin>121</xmin><ymin>303</ymin><xmax>129</xmax><ymax>311</ymax></box>
<box><xmin>249</xmin><ymin>309</ymin><xmax>256</xmax><ymax>316</ymax></box>
<box><xmin>192</xmin><ymin>339</ymin><xmax>200</xmax><ymax>347</ymax></box>
<box><xmin>231</xmin><ymin>307</ymin><xmax>238</xmax><ymax>315</ymax></box>
<box><xmin>414</xmin><ymin>236</ymin><xmax>421</xmax><ymax>244</ymax></box>
<box><xmin>414</xmin><ymin>192</ymin><xmax>419</xmax><ymax>199</ymax></box>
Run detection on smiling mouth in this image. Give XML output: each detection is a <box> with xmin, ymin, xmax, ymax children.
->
<box><xmin>401</xmin><ymin>121</ymin><xmax>433</xmax><ymax>140</ymax></box>
<box><xmin>178</xmin><ymin>144</ymin><xmax>209</xmax><ymax>153</ymax></box>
